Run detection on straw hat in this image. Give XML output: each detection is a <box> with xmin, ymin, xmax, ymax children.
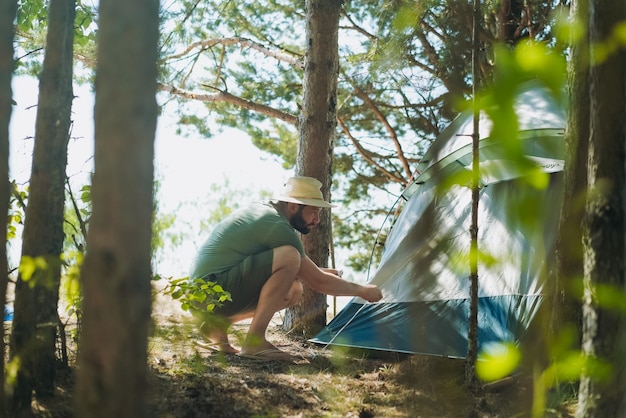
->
<box><xmin>273</xmin><ymin>176</ymin><xmax>335</xmax><ymax>208</ymax></box>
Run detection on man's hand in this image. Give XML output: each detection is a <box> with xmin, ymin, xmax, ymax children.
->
<box><xmin>359</xmin><ymin>284</ymin><xmax>383</xmax><ymax>303</ymax></box>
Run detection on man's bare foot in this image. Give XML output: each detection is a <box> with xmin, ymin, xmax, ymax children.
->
<box><xmin>193</xmin><ymin>340</ymin><xmax>239</xmax><ymax>354</ymax></box>
<box><xmin>239</xmin><ymin>342</ymin><xmax>298</xmax><ymax>361</ymax></box>
<box><xmin>239</xmin><ymin>341</ymin><xmax>275</xmax><ymax>356</ymax></box>
<box><xmin>239</xmin><ymin>338</ymin><xmax>298</xmax><ymax>358</ymax></box>
<box><xmin>239</xmin><ymin>334</ymin><xmax>274</xmax><ymax>355</ymax></box>
<box><xmin>199</xmin><ymin>321</ymin><xmax>240</xmax><ymax>354</ymax></box>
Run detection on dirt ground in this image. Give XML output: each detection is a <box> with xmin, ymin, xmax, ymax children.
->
<box><xmin>27</xmin><ymin>294</ymin><xmax>576</xmax><ymax>418</ymax></box>
<box><xmin>144</xmin><ymin>320</ymin><xmax>525</xmax><ymax>418</ymax></box>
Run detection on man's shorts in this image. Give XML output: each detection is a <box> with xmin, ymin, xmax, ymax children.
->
<box><xmin>203</xmin><ymin>249</ymin><xmax>274</xmax><ymax>317</ymax></box>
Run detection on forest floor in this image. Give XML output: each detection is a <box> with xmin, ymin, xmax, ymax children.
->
<box><xmin>29</xmin><ymin>294</ymin><xmax>577</xmax><ymax>418</ymax></box>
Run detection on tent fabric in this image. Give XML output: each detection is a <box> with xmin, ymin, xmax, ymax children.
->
<box><xmin>312</xmin><ymin>296</ymin><xmax>543</xmax><ymax>358</ymax></box>
<box><xmin>311</xmin><ymin>83</ymin><xmax>566</xmax><ymax>358</ymax></box>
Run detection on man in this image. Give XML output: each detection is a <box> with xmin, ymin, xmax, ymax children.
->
<box><xmin>189</xmin><ymin>176</ymin><xmax>383</xmax><ymax>360</ymax></box>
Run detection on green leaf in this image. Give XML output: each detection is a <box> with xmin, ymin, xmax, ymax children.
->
<box><xmin>392</xmin><ymin>4</ymin><xmax>421</xmax><ymax>31</ymax></box>
<box><xmin>614</xmin><ymin>21</ymin><xmax>626</xmax><ymax>45</ymax></box>
<box><xmin>595</xmin><ymin>283</ymin><xmax>626</xmax><ymax>313</ymax></box>
<box><xmin>19</xmin><ymin>256</ymin><xmax>38</xmax><ymax>281</ymax></box>
<box><xmin>476</xmin><ymin>342</ymin><xmax>521</xmax><ymax>382</ymax></box>
<box><xmin>523</xmin><ymin>167</ymin><xmax>550</xmax><ymax>190</ymax></box>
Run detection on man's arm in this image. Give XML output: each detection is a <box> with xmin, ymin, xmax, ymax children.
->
<box><xmin>296</xmin><ymin>256</ymin><xmax>383</xmax><ymax>302</ymax></box>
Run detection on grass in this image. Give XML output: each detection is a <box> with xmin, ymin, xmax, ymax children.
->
<box><xmin>26</xmin><ymin>312</ymin><xmax>578</xmax><ymax>417</ymax></box>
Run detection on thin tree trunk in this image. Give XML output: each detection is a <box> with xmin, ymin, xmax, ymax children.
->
<box><xmin>9</xmin><ymin>0</ymin><xmax>75</xmax><ymax>413</ymax></box>
<box><xmin>283</xmin><ymin>0</ymin><xmax>341</xmax><ymax>336</ymax></box>
<box><xmin>577</xmin><ymin>1</ymin><xmax>626</xmax><ymax>416</ymax></box>
<box><xmin>74</xmin><ymin>0</ymin><xmax>159</xmax><ymax>415</ymax></box>
<box><xmin>465</xmin><ymin>0</ymin><xmax>481</xmax><ymax>392</ymax></box>
<box><xmin>550</xmin><ymin>0</ymin><xmax>588</xmax><ymax>350</ymax></box>
<box><xmin>0</xmin><ymin>0</ymin><xmax>19</xmax><ymax>415</ymax></box>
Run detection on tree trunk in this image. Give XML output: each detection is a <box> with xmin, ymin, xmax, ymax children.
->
<box><xmin>283</xmin><ymin>0</ymin><xmax>341</xmax><ymax>337</ymax></box>
<box><xmin>9</xmin><ymin>0</ymin><xmax>75</xmax><ymax>413</ymax></box>
<box><xmin>465</xmin><ymin>0</ymin><xmax>481</xmax><ymax>392</ymax></box>
<box><xmin>550</xmin><ymin>0</ymin><xmax>588</xmax><ymax>349</ymax></box>
<box><xmin>498</xmin><ymin>0</ymin><xmax>525</xmax><ymax>45</ymax></box>
<box><xmin>0</xmin><ymin>0</ymin><xmax>18</xmax><ymax>414</ymax></box>
<box><xmin>74</xmin><ymin>0</ymin><xmax>159</xmax><ymax>415</ymax></box>
<box><xmin>577</xmin><ymin>1</ymin><xmax>626</xmax><ymax>416</ymax></box>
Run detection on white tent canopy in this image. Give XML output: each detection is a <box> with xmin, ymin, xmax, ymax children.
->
<box><xmin>312</xmin><ymin>82</ymin><xmax>566</xmax><ymax>358</ymax></box>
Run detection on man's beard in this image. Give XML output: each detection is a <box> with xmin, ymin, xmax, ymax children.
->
<box><xmin>290</xmin><ymin>206</ymin><xmax>312</xmax><ymax>234</ymax></box>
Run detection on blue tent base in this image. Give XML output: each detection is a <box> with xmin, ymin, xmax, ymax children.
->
<box><xmin>4</xmin><ymin>305</ymin><xmax>13</xmax><ymax>322</ymax></box>
<box><xmin>310</xmin><ymin>295</ymin><xmax>543</xmax><ymax>359</ymax></box>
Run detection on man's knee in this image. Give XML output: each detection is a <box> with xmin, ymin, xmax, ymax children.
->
<box><xmin>272</xmin><ymin>245</ymin><xmax>301</xmax><ymax>274</ymax></box>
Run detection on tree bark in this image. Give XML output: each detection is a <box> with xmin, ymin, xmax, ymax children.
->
<box><xmin>465</xmin><ymin>0</ymin><xmax>481</xmax><ymax>392</ymax></box>
<box><xmin>74</xmin><ymin>0</ymin><xmax>159</xmax><ymax>415</ymax></box>
<box><xmin>9</xmin><ymin>0</ymin><xmax>75</xmax><ymax>413</ymax></box>
<box><xmin>283</xmin><ymin>0</ymin><xmax>341</xmax><ymax>336</ymax></box>
<box><xmin>0</xmin><ymin>0</ymin><xmax>18</xmax><ymax>414</ymax></box>
<box><xmin>577</xmin><ymin>1</ymin><xmax>626</xmax><ymax>416</ymax></box>
<box><xmin>550</xmin><ymin>0</ymin><xmax>588</xmax><ymax>349</ymax></box>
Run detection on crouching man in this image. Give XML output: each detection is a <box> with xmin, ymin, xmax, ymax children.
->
<box><xmin>189</xmin><ymin>176</ymin><xmax>383</xmax><ymax>360</ymax></box>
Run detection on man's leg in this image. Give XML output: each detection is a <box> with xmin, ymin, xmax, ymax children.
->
<box><xmin>198</xmin><ymin>315</ymin><xmax>240</xmax><ymax>354</ymax></box>
<box><xmin>283</xmin><ymin>280</ymin><xmax>304</xmax><ymax>309</ymax></box>
<box><xmin>240</xmin><ymin>245</ymin><xmax>301</xmax><ymax>355</ymax></box>
<box><xmin>205</xmin><ymin>279</ymin><xmax>301</xmax><ymax>354</ymax></box>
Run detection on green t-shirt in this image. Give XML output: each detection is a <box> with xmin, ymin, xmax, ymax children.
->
<box><xmin>189</xmin><ymin>202</ymin><xmax>305</xmax><ymax>279</ymax></box>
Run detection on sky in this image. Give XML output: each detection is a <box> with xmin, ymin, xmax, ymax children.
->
<box><xmin>9</xmin><ymin>75</ymin><xmax>291</xmax><ymax>277</ymax></box>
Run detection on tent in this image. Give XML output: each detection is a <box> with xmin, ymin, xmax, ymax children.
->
<box><xmin>311</xmin><ymin>82</ymin><xmax>566</xmax><ymax>358</ymax></box>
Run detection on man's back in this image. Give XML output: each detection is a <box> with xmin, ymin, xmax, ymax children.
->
<box><xmin>189</xmin><ymin>202</ymin><xmax>304</xmax><ymax>279</ymax></box>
